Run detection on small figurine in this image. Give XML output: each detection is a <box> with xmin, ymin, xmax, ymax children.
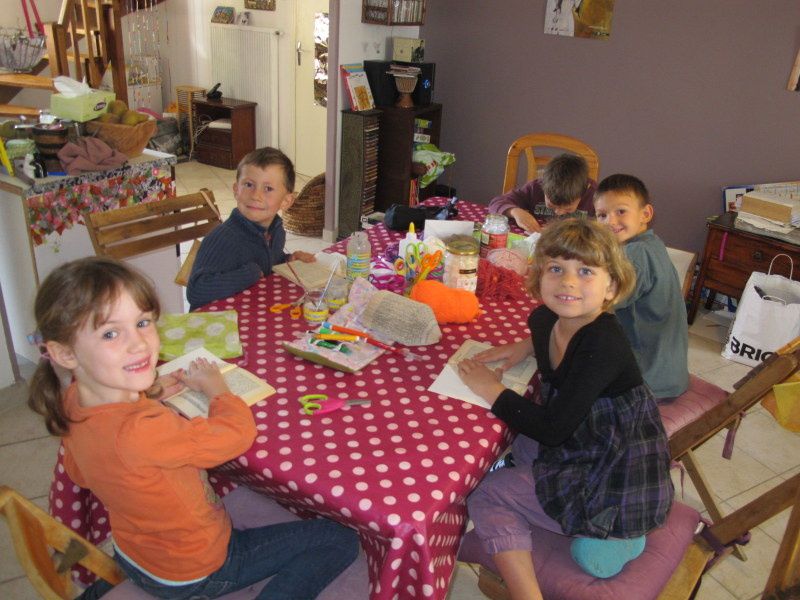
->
<box><xmin>22</xmin><ymin>152</ymin><xmax>47</xmax><ymax>179</ymax></box>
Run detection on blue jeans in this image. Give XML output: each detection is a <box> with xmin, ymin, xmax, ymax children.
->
<box><xmin>111</xmin><ymin>519</ymin><xmax>359</xmax><ymax>600</ymax></box>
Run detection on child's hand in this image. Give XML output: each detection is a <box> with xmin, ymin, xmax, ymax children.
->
<box><xmin>473</xmin><ymin>338</ymin><xmax>534</xmax><ymax>371</ymax></box>
<box><xmin>176</xmin><ymin>358</ymin><xmax>230</xmax><ymax>399</ymax></box>
<box><xmin>145</xmin><ymin>373</ymin><xmax>185</xmax><ymax>400</ymax></box>
<box><xmin>508</xmin><ymin>208</ymin><xmax>542</xmax><ymax>233</ymax></box>
<box><xmin>291</xmin><ymin>251</ymin><xmax>316</xmax><ymax>263</ymax></box>
<box><xmin>456</xmin><ymin>358</ymin><xmax>507</xmax><ymax>404</ymax></box>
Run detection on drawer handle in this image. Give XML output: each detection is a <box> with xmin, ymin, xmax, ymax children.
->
<box><xmin>752</xmin><ymin>250</ymin><xmax>763</xmax><ymax>261</ymax></box>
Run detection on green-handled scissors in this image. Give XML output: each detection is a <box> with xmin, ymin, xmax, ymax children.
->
<box><xmin>298</xmin><ymin>394</ymin><xmax>371</xmax><ymax>416</ymax></box>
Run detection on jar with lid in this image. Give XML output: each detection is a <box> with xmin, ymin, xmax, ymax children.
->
<box><xmin>443</xmin><ymin>236</ymin><xmax>479</xmax><ymax>292</ymax></box>
<box><xmin>480</xmin><ymin>213</ymin><xmax>509</xmax><ymax>258</ymax></box>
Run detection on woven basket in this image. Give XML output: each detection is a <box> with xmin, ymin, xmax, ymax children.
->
<box><xmin>282</xmin><ymin>173</ymin><xmax>325</xmax><ymax>237</ymax></box>
<box><xmin>84</xmin><ymin>119</ymin><xmax>157</xmax><ymax>157</ymax></box>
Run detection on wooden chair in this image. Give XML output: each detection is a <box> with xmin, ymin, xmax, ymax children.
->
<box><xmin>666</xmin><ymin>246</ymin><xmax>698</xmax><ymax>301</ymax></box>
<box><xmin>501</xmin><ymin>133</ymin><xmax>600</xmax><ymax>194</ymax></box>
<box><xmin>85</xmin><ymin>189</ymin><xmax>222</xmax><ymax>287</ymax></box>
<box><xmin>0</xmin><ymin>485</ymin><xmax>125</xmax><ymax>599</ymax></box>
<box><xmin>461</xmin><ymin>340</ymin><xmax>800</xmax><ymax>600</ymax></box>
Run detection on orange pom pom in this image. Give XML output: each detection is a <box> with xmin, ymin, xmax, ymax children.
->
<box><xmin>409</xmin><ymin>280</ymin><xmax>481</xmax><ymax>324</ymax></box>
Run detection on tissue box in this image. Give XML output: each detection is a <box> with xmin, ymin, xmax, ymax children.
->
<box><xmin>50</xmin><ymin>90</ymin><xmax>116</xmax><ymax>122</ymax></box>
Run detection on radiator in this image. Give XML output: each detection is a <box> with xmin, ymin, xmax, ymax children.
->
<box><xmin>210</xmin><ymin>23</ymin><xmax>280</xmax><ymax>147</ymax></box>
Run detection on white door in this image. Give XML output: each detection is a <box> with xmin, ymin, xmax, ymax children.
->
<box><xmin>294</xmin><ymin>0</ymin><xmax>329</xmax><ymax>179</ymax></box>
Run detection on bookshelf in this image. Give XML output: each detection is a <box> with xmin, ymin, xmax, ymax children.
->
<box><xmin>375</xmin><ymin>103</ymin><xmax>442</xmax><ymax>211</ymax></box>
<box><xmin>339</xmin><ymin>109</ymin><xmax>381</xmax><ymax>239</ymax></box>
<box><xmin>362</xmin><ymin>0</ymin><xmax>426</xmax><ymax>25</ymax></box>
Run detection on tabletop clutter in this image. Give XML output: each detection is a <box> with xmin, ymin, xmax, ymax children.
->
<box><xmin>274</xmin><ymin>204</ymin><xmax>541</xmax><ymax>374</ymax></box>
<box><xmin>0</xmin><ymin>75</ymin><xmax>157</xmax><ymax>181</ymax></box>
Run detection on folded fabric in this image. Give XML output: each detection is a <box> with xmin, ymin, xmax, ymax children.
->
<box><xmin>57</xmin><ymin>137</ymin><xmax>128</xmax><ymax>175</ymax></box>
<box><xmin>412</xmin><ymin>143</ymin><xmax>455</xmax><ymax>188</ymax></box>
<box><xmin>157</xmin><ymin>310</ymin><xmax>242</xmax><ymax>360</ymax></box>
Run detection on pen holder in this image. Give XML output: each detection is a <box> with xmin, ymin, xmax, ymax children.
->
<box><xmin>303</xmin><ymin>291</ymin><xmax>330</xmax><ymax>324</ymax></box>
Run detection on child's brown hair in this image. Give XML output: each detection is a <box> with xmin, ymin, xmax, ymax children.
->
<box><xmin>235</xmin><ymin>146</ymin><xmax>296</xmax><ymax>193</ymax></box>
<box><xmin>28</xmin><ymin>257</ymin><xmax>160</xmax><ymax>436</ymax></box>
<box><xmin>528</xmin><ymin>218</ymin><xmax>636</xmax><ymax>309</ymax></box>
<box><xmin>540</xmin><ymin>153</ymin><xmax>589</xmax><ymax>206</ymax></box>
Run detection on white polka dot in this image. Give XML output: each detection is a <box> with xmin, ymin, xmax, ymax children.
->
<box><xmin>358</xmin><ymin>498</ymin><xmax>372</xmax><ymax>511</ymax></box>
<box><xmin>305</xmin><ymin>473</ymin><xmax>318</xmax><ymax>483</ymax></box>
<box><xmin>391</xmin><ymin>537</ymin><xmax>404</xmax><ymax>549</ymax></box>
<box><xmin>412</xmin><ymin>510</ymin><xmax>425</xmax><ymax>521</ymax></box>
<box><xmin>383</xmin><ymin>496</ymin><xmax>396</xmax><ymax>505</ymax></box>
<box><xmin>387</xmin><ymin>513</ymin><xmax>401</xmax><ymax>525</ymax></box>
<box><xmin>331</xmin><ymin>485</ymin><xmax>344</xmax><ymax>497</ymax></box>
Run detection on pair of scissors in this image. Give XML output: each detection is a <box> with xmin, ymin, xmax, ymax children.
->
<box><xmin>406</xmin><ymin>250</ymin><xmax>443</xmax><ymax>294</ymax></box>
<box><xmin>404</xmin><ymin>241</ymin><xmax>425</xmax><ymax>275</ymax></box>
<box><xmin>298</xmin><ymin>394</ymin><xmax>371</xmax><ymax>415</ymax></box>
<box><xmin>270</xmin><ymin>297</ymin><xmax>302</xmax><ymax>319</ymax></box>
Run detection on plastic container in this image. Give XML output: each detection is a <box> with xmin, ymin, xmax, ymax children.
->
<box><xmin>443</xmin><ymin>236</ymin><xmax>479</xmax><ymax>292</ymax></box>
<box><xmin>346</xmin><ymin>231</ymin><xmax>372</xmax><ymax>281</ymax></box>
<box><xmin>480</xmin><ymin>213</ymin><xmax>509</xmax><ymax>258</ymax></box>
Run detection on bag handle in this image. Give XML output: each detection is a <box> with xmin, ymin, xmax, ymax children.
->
<box><xmin>768</xmin><ymin>253</ymin><xmax>794</xmax><ymax>278</ymax></box>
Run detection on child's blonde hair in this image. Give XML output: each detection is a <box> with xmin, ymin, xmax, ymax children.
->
<box><xmin>28</xmin><ymin>257</ymin><xmax>161</xmax><ymax>436</ymax></box>
<box><xmin>528</xmin><ymin>218</ymin><xmax>636</xmax><ymax>309</ymax></box>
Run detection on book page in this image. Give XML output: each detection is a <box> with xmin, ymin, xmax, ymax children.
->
<box><xmin>157</xmin><ymin>346</ymin><xmax>231</xmax><ymax>377</ymax></box>
<box><xmin>272</xmin><ymin>252</ymin><xmax>346</xmax><ymax>290</ymax></box>
<box><xmin>430</xmin><ymin>340</ymin><xmax>537</xmax><ymax>409</ymax></box>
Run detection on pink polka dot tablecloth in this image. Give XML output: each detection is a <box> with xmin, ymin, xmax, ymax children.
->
<box><xmin>50</xmin><ymin>199</ymin><xmax>538</xmax><ymax>599</ymax></box>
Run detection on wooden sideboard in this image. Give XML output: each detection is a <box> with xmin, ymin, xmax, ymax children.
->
<box><xmin>687</xmin><ymin>212</ymin><xmax>800</xmax><ymax>324</ymax></box>
<box><xmin>193</xmin><ymin>97</ymin><xmax>257</xmax><ymax>169</ymax></box>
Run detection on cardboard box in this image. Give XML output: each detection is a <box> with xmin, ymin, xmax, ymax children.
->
<box><xmin>50</xmin><ymin>90</ymin><xmax>116</xmax><ymax>122</ymax></box>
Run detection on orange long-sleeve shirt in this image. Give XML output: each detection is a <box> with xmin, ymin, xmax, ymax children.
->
<box><xmin>62</xmin><ymin>383</ymin><xmax>256</xmax><ymax>581</ymax></box>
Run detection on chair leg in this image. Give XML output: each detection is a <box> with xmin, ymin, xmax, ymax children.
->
<box><xmin>477</xmin><ymin>566</ymin><xmax>511</xmax><ymax>600</ymax></box>
<box><xmin>681</xmin><ymin>451</ymin><xmax>747</xmax><ymax>561</ymax></box>
<box><xmin>763</xmin><ymin>484</ymin><xmax>800</xmax><ymax>597</ymax></box>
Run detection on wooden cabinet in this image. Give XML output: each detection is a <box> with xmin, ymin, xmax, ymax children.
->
<box><xmin>192</xmin><ymin>97</ymin><xmax>257</xmax><ymax>169</ymax></box>
<box><xmin>339</xmin><ymin>109</ymin><xmax>380</xmax><ymax>239</ymax></box>
<box><xmin>375</xmin><ymin>103</ymin><xmax>441</xmax><ymax>211</ymax></box>
<box><xmin>362</xmin><ymin>0</ymin><xmax>426</xmax><ymax>25</ymax></box>
<box><xmin>687</xmin><ymin>212</ymin><xmax>800</xmax><ymax>323</ymax></box>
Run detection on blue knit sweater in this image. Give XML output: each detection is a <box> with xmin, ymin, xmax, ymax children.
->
<box><xmin>187</xmin><ymin>208</ymin><xmax>288</xmax><ymax>310</ymax></box>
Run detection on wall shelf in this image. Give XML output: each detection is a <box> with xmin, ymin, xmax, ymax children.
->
<box><xmin>362</xmin><ymin>0</ymin><xmax>426</xmax><ymax>25</ymax></box>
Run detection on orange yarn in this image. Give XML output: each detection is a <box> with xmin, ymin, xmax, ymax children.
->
<box><xmin>409</xmin><ymin>280</ymin><xmax>481</xmax><ymax>324</ymax></box>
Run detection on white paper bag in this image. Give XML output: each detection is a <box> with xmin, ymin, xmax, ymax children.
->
<box><xmin>722</xmin><ymin>255</ymin><xmax>800</xmax><ymax>366</ymax></box>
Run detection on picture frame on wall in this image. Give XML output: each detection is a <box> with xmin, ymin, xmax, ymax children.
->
<box><xmin>211</xmin><ymin>6</ymin><xmax>235</xmax><ymax>23</ymax></box>
<box><xmin>245</xmin><ymin>0</ymin><xmax>276</xmax><ymax>10</ymax></box>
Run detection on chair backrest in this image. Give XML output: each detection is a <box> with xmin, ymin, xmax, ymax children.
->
<box><xmin>666</xmin><ymin>246</ymin><xmax>698</xmax><ymax>301</ymax></box>
<box><xmin>0</xmin><ymin>485</ymin><xmax>125</xmax><ymax>599</ymax></box>
<box><xmin>86</xmin><ymin>189</ymin><xmax>222</xmax><ymax>264</ymax></box>
<box><xmin>502</xmin><ymin>133</ymin><xmax>600</xmax><ymax>194</ymax></box>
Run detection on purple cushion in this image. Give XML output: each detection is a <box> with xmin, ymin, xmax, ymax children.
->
<box><xmin>458</xmin><ymin>501</ymin><xmax>700</xmax><ymax>600</ymax></box>
<box><xmin>658</xmin><ymin>375</ymin><xmax>727</xmax><ymax>437</ymax></box>
<box><xmin>104</xmin><ymin>487</ymin><xmax>368</xmax><ymax>599</ymax></box>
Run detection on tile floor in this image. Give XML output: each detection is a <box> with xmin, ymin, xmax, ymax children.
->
<box><xmin>1</xmin><ymin>161</ymin><xmax>798</xmax><ymax>599</ymax></box>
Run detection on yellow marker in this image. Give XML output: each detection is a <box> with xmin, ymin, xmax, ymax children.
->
<box><xmin>0</xmin><ymin>138</ymin><xmax>13</xmax><ymax>177</ymax></box>
<box><xmin>314</xmin><ymin>333</ymin><xmax>359</xmax><ymax>342</ymax></box>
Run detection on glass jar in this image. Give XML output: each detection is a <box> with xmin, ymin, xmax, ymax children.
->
<box><xmin>324</xmin><ymin>276</ymin><xmax>349</xmax><ymax>312</ymax></box>
<box><xmin>303</xmin><ymin>291</ymin><xmax>330</xmax><ymax>324</ymax></box>
<box><xmin>443</xmin><ymin>236</ymin><xmax>479</xmax><ymax>292</ymax></box>
<box><xmin>480</xmin><ymin>213</ymin><xmax>509</xmax><ymax>258</ymax></box>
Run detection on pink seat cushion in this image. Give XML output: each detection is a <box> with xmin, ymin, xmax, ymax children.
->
<box><xmin>458</xmin><ymin>501</ymin><xmax>701</xmax><ymax>600</ymax></box>
<box><xmin>104</xmin><ymin>487</ymin><xmax>368</xmax><ymax>599</ymax></box>
<box><xmin>658</xmin><ymin>375</ymin><xmax>728</xmax><ymax>438</ymax></box>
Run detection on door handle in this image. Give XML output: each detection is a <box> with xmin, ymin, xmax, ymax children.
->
<box><xmin>296</xmin><ymin>41</ymin><xmax>302</xmax><ymax>66</ymax></box>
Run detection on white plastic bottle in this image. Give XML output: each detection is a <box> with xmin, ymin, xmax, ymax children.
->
<box><xmin>346</xmin><ymin>231</ymin><xmax>372</xmax><ymax>281</ymax></box>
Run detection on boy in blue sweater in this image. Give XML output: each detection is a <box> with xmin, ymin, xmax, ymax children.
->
<box><xmin>593</xmin><ymin>174</ymin><xmax>689</xmax><ymax>399</ymax></box>
<box><xmin>187</xmin><ymin>148</ymin><xmax>315</xmax><ymax>310</ymax></box>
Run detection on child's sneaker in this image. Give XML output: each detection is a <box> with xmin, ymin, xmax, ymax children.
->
<box><xmin>489</xmin><ymin>452</ymin><xmax>515</xmax><ymax>472</ymax></box>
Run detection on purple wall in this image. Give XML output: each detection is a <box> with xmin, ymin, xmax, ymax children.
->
<box><xmin>421</xmin><ymin>0</ymin><xmax>800</xmax><ymax>252</ymax></box>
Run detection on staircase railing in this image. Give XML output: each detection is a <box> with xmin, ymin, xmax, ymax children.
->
<box><xmin>44</xmin><ymin>0</ymin><xmax>127</xmax><ymax>103</ymax></box>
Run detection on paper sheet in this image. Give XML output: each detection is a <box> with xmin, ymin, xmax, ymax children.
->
<box><xmin>428</xmin><ymin>339</ymin><xmax>537</xmax><ymax>409</ymax></box>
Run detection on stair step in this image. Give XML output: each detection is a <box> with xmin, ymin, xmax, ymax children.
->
<box><xmin>0</xmin><ymin>73</ymin><xmax>56</xmax><ymax>91</ymax></box>
<box><xmin>0</xmin><ymin>104</ymin><xmax>41</xmax><ymax>118</ymax></box>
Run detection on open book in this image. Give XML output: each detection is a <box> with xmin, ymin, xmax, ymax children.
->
<box><xmin>272</xmin><ymin>252</ymin><xmax>346</xmax><ymax>290</ymax></box>
<box><xmin>157</xmin><ymin>347</ymin><xmax>276</xmax><ymax>419</ymax></box>
<box><xmin>428</xmin><ymin>339</ymin><xmax>538</xmax><ymax>409</ymax></box>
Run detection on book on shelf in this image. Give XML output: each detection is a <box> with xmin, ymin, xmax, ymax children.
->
<box><xmin>428</xmin><ymin>339</ymin><xmax>538</xmax><ymax>410</ymax></box>
<box><xmin>340</xmin><ymin>63</ymin><xmax>376</xmax><ymax>111</ymax></box>
<box><xmin>157</xmin><ymin>347</ymin><xmax>276</xmax><ymax>419</ymax></box>
<box><xmin>413</xmin><ymin>132</ymin><xmax>431</xmax><ymax>143</ymax></box>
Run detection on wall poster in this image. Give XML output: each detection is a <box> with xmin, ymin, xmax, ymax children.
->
<box><xmin>544</xmin><ymin>0</ymin><xmax>615</xmax><ymax>39</ymax></box>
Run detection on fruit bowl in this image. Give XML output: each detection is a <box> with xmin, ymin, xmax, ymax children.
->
<box><xmin>84</xmin><ymin>118</ymin><xmax>157</xmax><ymax>157</ymax></box>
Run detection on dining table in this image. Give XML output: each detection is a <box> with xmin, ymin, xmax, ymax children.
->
<box><xmin>49</xmin><ymin>198</ymin><xmax>538</xmax><ymax>600</ymax></box>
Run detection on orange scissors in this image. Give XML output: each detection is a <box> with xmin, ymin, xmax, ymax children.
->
<box><xmin>406</xmin><ymin>250</ymin><xmax>443</xmax><ymax>294</ymax></box>
<box><xmin>270</xmin><ymin>297</ymin><xmax>303</xmax><ymax>319</ymax></box>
